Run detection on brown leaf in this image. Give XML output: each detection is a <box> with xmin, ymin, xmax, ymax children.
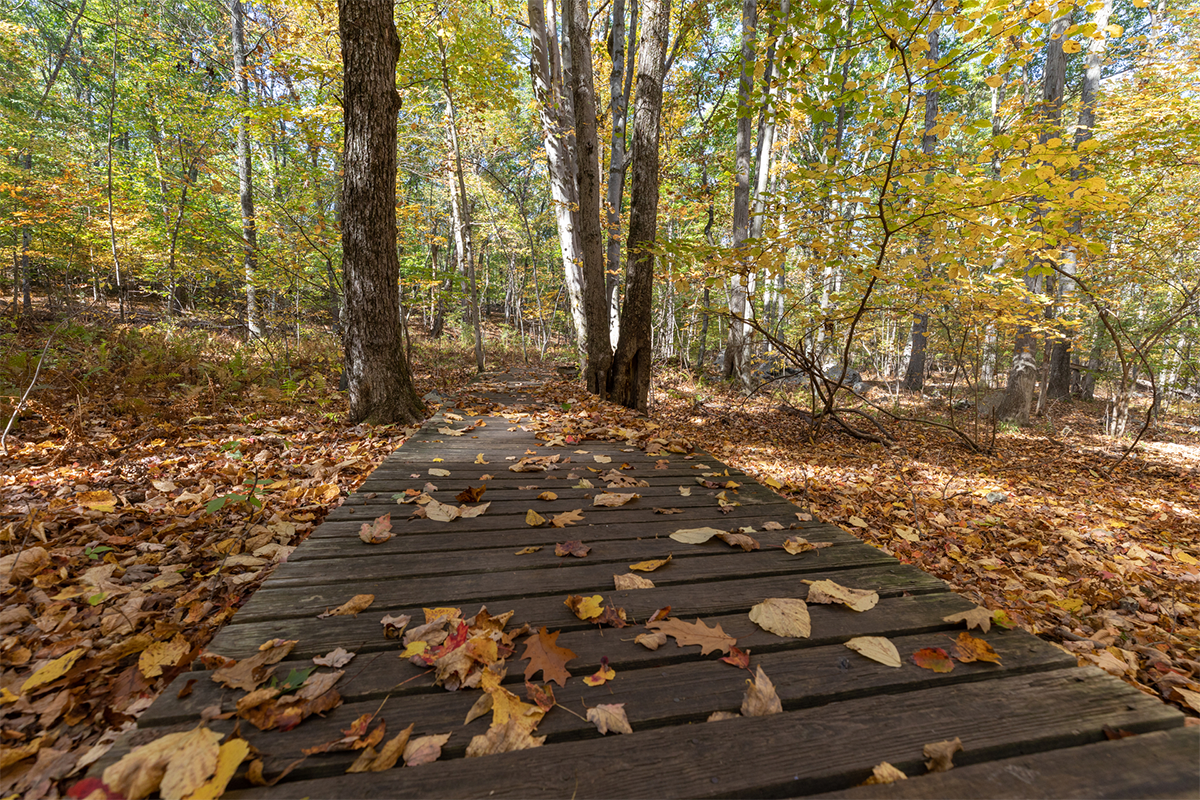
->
<box><xmin>526</xmin><ymin>509</ymin><xmax>546</xmax><ymax>526</ymax></box>
<box><xmin>211</xmin><ymin>639</ymin><xmax>296</xmax><ymax>692</ymax></box>
<box><xmin>942</xmin><ymin>607</ymin><xmax>993</xmax><ymax>633</ymax></box>
<box><xmin>465</xmin><ymin>719</ymin><xmax>546</xmax><ymax>757</ymax></box>
<box><xmin>634</xmin><ymin>631</ymin><xmax>668</xmax><ymax>650</ymax></box>
<box><xmin>520</xmin><ymin>627</ymin><xmax>576</xmax><ymax>687</ymax></box>
<box><xmin>593</xmin><ymin>491</ymin><xmax>639</xmax><ymax>507</ymax></box>
<box><xmin>647</xmin><ymin>617</ymin><xmax>736</xmax><ymax>655</ymax></box>
<box><xmin>720</xmin><ymin>645</ymin><xmax>751</xmax><ymax>669</ymax></box>
<box><xmin>951</xmin><ymin>631</ymin><xmax>1002</xmax><ymax>664</ymax></box>
<box><xmin>514</xmin><ymin>546</ymin><xmax>543</xmax><ymax>555</ymax></box>
<box><xmin>707</xmin><ymin>710</ymin><xmax>740</xmax><ymax>722</ymax></box>
<box><xmin>424</xmin><ymin>499</ymin><xmax>461</xmax><ymax>522</ymax></box>
<box><xmin>346</xmin><ymin>724</ymin><xmax>413</xmax><ymax>773</ymax></box>
<box><xmin>741</xmin><ymin>665</ymin><xmax>782</xmax><ymax>717</ymax></box>
<box><xmin>749</xmin><ymin>598</ymin><xmax>811</xmax><ymax>638</ymax></box>
<box><xmin>458</xmin><ymin>502</ymin><xmax>491</xmax><ymax>519</ymax></box>
<box><xmin>586</xmin><ymin>703</ymin><xmax>632</xmax><ymax>735</ymax></box>
<box><xmin>782</xmin><ymin>536</ymin><xmax>833</xmax><ymax>554</ymax></box>
<box><xmin>138</xmin><ymin>634</ymin><xmax>190</xmax><ymax>679</ymax></box>
<box><xmin>863</xmin><ymin>762</ymin><xmax>907</xmax><ymax>785</ymax></box>
<box><xmin>551</xmin><ymin>509</ymin><xmax>585</xmax><ymax>527</ymax></box>
<box><xmin>762</xmin><ymin>521</ymin><xmax>785</xmax><ymax>531</ymax></box>
<box><xmin>717</xmin><ymin>531</ymin><xmax>760</xmax><ymax>551</ymax></box>
<box><xmin>359</xmin><ymin>513</ymin><xmax>393</xmax><ymax>544</ymax></box>
<box><xmin>669</xmin><ymin>526</ymin><xmax>724</xmax><ymax>544</ymax></box>
<box><xmin>537</xmin><ymin>491</ymin><xmax>558</xmax><ymax>501</ymax></box>
<box><xmin>380</xmin><ymin>614</ymin><xmax>411</xmax><ymax>639</ymax></box>
<box><xmin>629</xmin><ymin>555</ymin><xmax>671</xmax><ymax>572</ymax></box>
<box><xmin>317</xmin><ymin>594</ymin><xmax>375</xmax><ymax>619</ymax></box>
<box><xmin>0</xmin><ymin>546</ymin><xmax>50</xmax><ymax>585</ymax></box>
<box><xmin>844</xmin><ymin>636</ymin><xmax>901</xmax><ymax>668</ymax></box>
<box><xmin>313</xmin><ymin>647</ymin><xmax>356</xmax><ymax>668</ymax></box>
<box><xmin>653</xmin><ymin>507</ymin><xmax>684</xmax><ymax>514</ymax></box>
<box><xmin>555</xmin><ymin>540</ymin><xmax>590</xmax><ymax>557</ymax></box>
<box><xmin>525</xmin><ymin>681</ymin><xmax>556</xmax><ymax>712</ymax></box>
<box><xmin>923</xmin><ymin>737</ymin><xmax>963</xmax><ymax>772</ymax></box>
<box><xmin>614</xmin><ymin>573</ymin><xmax>655</xmax><ymax>590</ymax></box>
<box><xmin>912</xmin><ymin>647</ymin><xmax>955</xmax><ymax>673</ymax></box>
<box><xmin>803</xmin><ymin>579</ymin><xmax>879</xmax><ymax>612</ymax></box>
<box><xmin>455</xmin><ymin>485</ymin><xmax>486</xmax><ymax>503</ymax></box>
<box><xmin>102</xmin><ymin>726</ymin><xmax>221</xmax><ymax>800</ymax></box>
<box><xmin>402</xmin><ymin>733</ymin><xmax>451</xmax><ymax>767</ymax></box>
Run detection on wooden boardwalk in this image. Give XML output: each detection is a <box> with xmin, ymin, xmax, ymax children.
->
<box><xmin>94</xmin><ymin>371</ymin><xmax>1198</xmax><ymax>798</ymax></box>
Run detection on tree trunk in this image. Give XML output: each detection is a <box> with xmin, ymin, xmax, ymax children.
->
<box><xmin>338</xmin><ymin>0</ymin><xmax>424</xmax><ymax>425</ymax></box>
<box><xmin>604</xmin><ymin>0</ymin><xmax>637</xmax><ymax>349</ymax></box>
<box><xmin>232</xmin><ymin>0</ymin><xmax>260</xmax><ymax>338</ymax></box>
<box><xmin>902</xmin><ymin>4</ymin><xmax>940</xmax><ymax>392</ymax></box>
<box><xmin>566</xmin><ymin>0</ymin><xmax>612</xmax><ymax>394</ymax></box>
<box><xmin>606</xmin><ymin>0</ymin><xmax>669</xmax><ymax>411</ymax></box>
<box><xmin>723</xmin><ymin>0</ymin><xmax>757</xmax><ymax>388</ymax></box>
<box><xmin>528</xmin><ymin>0</ymin><xmax>587</xmax><ymax>355</ymax></box>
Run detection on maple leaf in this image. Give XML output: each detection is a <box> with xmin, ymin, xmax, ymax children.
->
<box><xmin>403</xmin><ymin>733</ymin><xmax>451</xmax><ymax>767</ymax></box>
<box><xmin>912</xmin><ymin>647</ymin><xmax>955</xmax><ymax>673</ymax></box>
<box><xmin>614</xmin><ymin>573</ymin><xmax>655</xmax><ymax>590</ymax></box>
<box><xmin>942</xmin><ymin>607</ymin><xmax>993</xmax><ymax>633</ymax></box>
<box><xmin>629</xmin><ymin>555</ymin><xmax>671</xmax><ymax>572</ymax></box>
<box><xmin>741</xmin><ymin>666</ymin><xmax>782</xmax><ymax>717</ymax></box>
<box><xmin>520</xmin><ymin>627</ymin><xmax>576</xmax><ymax>686</ymax></box>
<box><xmin>924</xmin><ymin>737</ymin><xmax>963</xmax><ymax>772</ymax></box>
<box><xmin>526</xmin><ymin>509</ymin><xmax>546</xmax><ymax>526</ymax></box>
<box><xmin>844</xmin><ymin>636</ymin><xmax>901</xmax><ymax>668</ymax></box>
<box><xmin>647</xmin><ymin>617</ymin><xmax>736</xmax><ymax>655</ymax></box>
<box><xmin>951</xmin><ymin>631</ymin><xmax>1002</xmax><ymax>664</ymax></box>
<box><xmin>749</xmin><ymin>598</ymin><xmax>811</xmax><ymax>638</ymax></box>
<box><xmin>317</xmin><ymin>593</ymin><xmax>374</xmax><ymax>619</ymax></box>
<box><xmin>587</xmin><ymin>703</ymin><xmax>633</xmax><ymax>735</ymax></box>
<box><xmin>565</xmin><ymin>594</ymin><xmax>605</xmax><ymax>620</ymax></box>
<box><xmin>465</xmin><ymin>719</ymin><xmax>546</xmax><ymax>757</ymax></box>
<box><xmin>583</xmin><ymin>657</ymin><xmax>616</xmax><ymax>686</ymax></box>
<box><xmin>525</xmin><ymin>681</ymin><xmax>556</xmax><ymax>712</ymax></box>
<box><xmin>551</xmin><ymin>509</ymin><xmax>585</xmax><ymax>527</ymax></box>
<box><xmin>720</xmin><ymin>645</ymin><xmax>751</xmax><ymax>669</ymax></box>
<box><xmin>803</xmin><ymin>579</ymin><xmax>879</xmax><ymax>612</ymax></box>
<box><xmin>359</xmin><ymin>514</ymin><xmax>393</xmax><ymax>544</ymax></box>
<box><xmin>555</xmin><ymin>540</ymin><xmax>590</xmax><ymax>557</ymax></box>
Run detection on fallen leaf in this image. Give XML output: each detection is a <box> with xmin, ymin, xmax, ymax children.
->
<box><xmin>463</xmin><ymin>693</ymin><xmax>494</xmax><ymax>726</ymax></box>
<box><xmin>803</xmin><ymin>579</ymin><xmax>879</xmax><ymax>612</ymax></box>
<box><xmin>359</xmin><ymin>514</ymin><xmax>393</xmax><ymax>544</ymax></box>
<box><xmin>551</xmin><ymin>509</ymin><xmax>585</xmax><ymax>527</ymax></box>
<box><xmin>1169</xmin><ymin>687</ymin><xmax>1200</xmax><ymax>713</ymax></box>
<box><xmin>474</xmin><ymin>453</ymin><xmax>489</xmax><ymax>465</ymax></box>
<box><xmin>653</xmin><ymin>507</ymin><xmax>684</xmax><ymax>514</ymax></box>
<box><xmin>669</xmin><ymin>526</ymin><xmax>725</xmax><ymax>544</ymax></box>
<box><xmin>313</xmin><ymin>648</ymin><xmax>355</xmax><ymax>668</ymax></box>
<box><xmin>526</xmin><ymin>509</ymin><xmax>546</xmax><ymax>527</ymax></box>
<box><xmin>555</xmin><ymin>541</ymin><xmax>590</xmax><ymax>558</ymax></box>
<box><xmin>403</xmin><ymin>733</ymin><xmax>451</xmax><ymax>767</ymax></box>
<box><xmin>795</xmin><ymin>512</ymin><xmax>813</xmax><ymax>521</ymax></box>
<box><xmin>720</xmin><ymin>645</ymin><xmax>751</xmax><ymax>669</ymax></box>
<box><xmin>587</xmin><ymin>703</ymin><xmax>632</xmax><ymax>735</ymax></box>
<box><xmin>629</xmin><ymin>555</ymin><xmax>671</xmax><ymax>572</ymax></box>
<box><xmin>0</xmin><ymin>546</ymin><xmax>50</xmax><ymax>584</ymax></box>
<box><xmin>317</xmin><ymin>594</ymin><xmax>375</xmax><ymax>619</ymax></box>
<box><xmin>521</xmin><ymin>627</ymin><xmax>576</xmax><ymax>686</ymax></box>
<box><xmin>565</xmin><ymin>594</ymin><xmax>605</xmax><ymax>620</ymax></box>
<box><xmin>78</xmin><ymin>490</ymin><xmax>118</xmax><ymax>512</ymax></box>
<box><xmin>741</xmin><ymin>665</ymin><xmax>782</xmax><ymax>716</ymax></box>
<box><xmin>185</xmin><ymin>737</ymin><xmax>250</xmax><ymax>799</ymax></box>
<box><xmin>437</xmin><ymin>426</ymin><xmax>464</xmax><ymax>436</ymax></box>
<box><xmin>593</xmin><ymin>455</ymin><xmax>611</xmax><ymax>463</ymax></box>
<box><xmin>380</xmin><ymin>614</ymin><xmax>411</xmax><ymax>639</ymax></box>
<box><xmin>845</xmin><ymin>636</ymin><xmax>902</xmax><ymax>667</ymax></box>
<box><xmin>648</xmin><ymin>606</ymin><xmax>672</xmax><ymax>622</ymax></box>
<box><xmin>634</xmin><ymin>631</ymin><xmax>668</xmax><ymax>649</ymax></box>
<box><xmin>465</xmin><ymin>719</ymin><xmax>546</xmax><ymax>757</ymax></box>
<box><xmin>749</xmin><ymin>598</ymin><xmax>811</xmax><ymax>638</ymax></box>
<box><xmin>717</xmin><ymin>531</ymin><xmax>760</xmax><ymax>551</ymax></box>
<box><xmin>347</xmin><ymin>723</ymin><xmax>413</xmax><ymax>773</ymax></box>
<box><xmin>424</xmin><ymin>499</ymin><xmax>461</xmax><ymax>522</ymax></box>
<box><xmin>942</xmin><ymin>607</ymin><xmax>993</xmax><ymax>633</ymax></box>
<box><xmin>924</xmin><ymin>737</ymin><xmax>963</xmax><ymax>772</ymax></box>
<box><xmin>138</xmin><ymin>634</ymin><xmax>190</xmax><ymax>679</ymax></box>
<box><xmin>525</xmin><ymin>681</ymin><xmax>556</xmax><ymax>712</ymax></box>
<box><xmin>782</xmin><ymin>536</ymin><xmax>833</xmax><ymax>554</ymax></box>
<box><xmin>679</xmin><ymin>486</ymin><xmax>692</xmax><ymax>496</ymax></box>
<box><xmin>647</xmin><ymin>617</ymin><xmax>736</xmax><ymax>655</ymax></box>
<box><xmin>514</xmin><ymin>546</ymin><xmax>542</xmax><ymax>555</ymax></box>
<box><xmin>583</xmin><ymin>658</ymin><xmax>616</xmax><ymax>686</ymax></box>
<box><xmin>912</xmin><ymin>647</ymin><xmax>955</xmax><ymax>673</ymax></box>
<box><xmin>458</xmin><ymin>502</ymin><xmax>490</xmax><ymax>519</ymax></box>
<box><xmin>863</xmin><ymin>762</ymin><xmax>907</xmax><ymax>785</ymax></box>
<box><xmin>22</xmin><ymin>648</ymin><xmax>85</xmax><ymax>694</ymax></box>
<box><xmin>593</xmin><ymin>492</ymin><xmax>639</xmax><ymax>507</ymax></box>
<box><xmin>762</xmin><ymin>521</ymin><xmax>784</xmax><ymax>531</ymax></box>
<box><xmin>428</xmin><ymin>468</ymin><xmax>451</xmax><ymax>477</ymax></box>
<box><xmin>707</xmin><ymin>711</ymin><xmax>740</xmax><ymax>722</ymax></box>
<box><xmin>212</xmin><ymin>639</ymin><xmax>297</xmax><ymax>692</ymax></box>
<box><xmin>102</xmin><ymin>726</ymin><xmax>222</xmax><ymax>800</ymax></box>
<box><xmin>848</xmin><ymin>516</ymin><xmax>869</xmax><ymax>528</ymax></box>
<box><xmin>537</xmin><ymin>491</ymin><xmax>558</xmax><ymax>501</ymax></box>
<box><xmin>951</xmin><ymin>631</ymin><xmax>1002</xmax><ymax>664</ymax></box>
<box><xmin>614</xmin><ymin>573</ymin><xmax>655</xmax><ymax>590</ymax></box>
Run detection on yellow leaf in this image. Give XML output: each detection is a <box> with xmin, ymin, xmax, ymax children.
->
<box><xmin>614</xmin><ymin>573</ymin><xmax>655</xmax><ymax>590</ymax></box>
<box><xmin>848</xmin><ymin>516</ymin><xmax>869</xmax><ymax>528</ymax></box>
<box><xmin>184</xmin><ymin>738</ymin><xmax>250</xmax><ymax>800</ymax></box>
<box><xmin>139</xmin><ymin>634</ymin><xmax>190</xmax><ymax>679</ymax></box>
<box><xmin>77</xmin><ymin>490</ymin><xmax>117</xmax><ymax>512</ymax></box>
<box><xmin>749</xmin><ymin>598</ymin><xmax>811</xmax><ymax>638</ymax></box>
<box><xmin>863</xmin><ymin>762</ymin><xmax>907</xmax><ymax>784</ymax></box>
<box><xmin>526</xmin><ymin>509</ymin><xmax>546</xmax><ymax>527</ymax></box>
<box><xmin>583</xmin><ymin>664</ymin><xmax>616</xmax><ymax>686</ymax></box>
<box><xmin>1174</xmin><ymin>550</ymin><xmax>1198</xmax><ymax>565</ymax></box>
<box><xmin>537</xmin><ymin>491</ymin><xmax>558</xmax><ymax>501</ymax></box>
<box><xmin>629</xmin><ymin>555</ymin><xmax>671</xmax><ymax>572</ymax></box>
<box><xmin>565</xmin><ymin>594</ymin><xmax>604</xmax><ymax>620</ymax></box>
<box><xmin>21</xmin><ymin>648</ymin><xmax>84</xmax><ymax>694</ymax></box>
<box><xmin>844</xmin><ymin>636</ymin><xmax>901</xmax><ymax>667</ymax></box>
<box><xmin>1062</xmin><ymin>39</ymin><xmax>1081</xmax><ymax>53</ymax></box>
<box><xmin>474</xmin><ymin>454</ymin><xmax>489</xmax><ymax>464</ymax></box>
<box><xmin>400</xmin><ymin>641</ymin><xmax>428</xmax><ymax>658</ymax></box>
<box><xmin>669</xmin><ymin>527</ymin><xmax>724</xmax><ymax>544</ymax></box>
<box><xmin>983</xmin><ymin>75</ymin><xmax>1004</xmax><ymax>88</ymax></box>
<box><xmin>763</xmin><ymin>476</ymin><xmax>783</xmax><ymax>489</ymax></box>
<box><xmin>803</xmin><ymin>579</ymin><xmax>879</xmax><ymax>612</ymax></box>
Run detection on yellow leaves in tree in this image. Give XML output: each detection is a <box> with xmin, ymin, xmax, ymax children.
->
<box><xmin>749</xmin><ymin>598</ymin><xmax>811</xmax><ymax>638</ymax></box>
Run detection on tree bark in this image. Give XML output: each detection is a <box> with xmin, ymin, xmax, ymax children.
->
<box><xmin>232</xmin><ymin>0</ymin><xmax>260</xmax><ymax>337</ymax></box>
<box><xmin>338</xmin><ymin>0</ymin><xmax>424</xmax><ymax>425</ymax></box>
<box><xmin>606</xmin><ymin>0</ymin><xmax>669</xmax><ymax>411</ymax></box>
<box><xmin>566</xmin><ymin>0</ymin><xmax>613</xmax><ymax>393</ymax></box>
<box><xmin>604</xmin><ymin>0</ymin><xmax>637</xmax><ymax>348</ymax></box>
<box><xmin>723</xmin><ymin>0</ymin><xmax>757</xmax><ymax>388</ymax></box>
<box><xmin>528</xmin><ymin>0</ymin><xmax>587</xmax><ymax>354</ymax></box>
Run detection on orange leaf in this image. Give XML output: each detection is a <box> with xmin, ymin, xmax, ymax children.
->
<box><xmin>912</xmin><ymin>647</ymin><xmax>954</xmax><ymax>673</ymax></box>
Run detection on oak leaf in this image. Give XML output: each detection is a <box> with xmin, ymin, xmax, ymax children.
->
<box><xmin>551</xmin><ymin>509</ymin><xmax>585</xmax><ymax>527</ymax></box>
<box><xmin>586</xmin><ymin>703</ymin><xmax>632</xmax><ymax>735</ymax></box>
<box><xmin>520</xmin><ymin>627</ymin><xmax>576</xmax><ymax>687</ymax></box>
<box><xmin>647</xmin><ymin>617</ymin><xmax>736</xmax><ymax>655</ymax></box>
<box><xmin>844</xmin><ymin>636</ymin><xmax>901</xmax><ymax>668</ymax></box>
<box><xmin>749</xmin><ymin>598</ymin><xmax>811</xmax><ymax>638</ymax></box>
<box><xmin>741</xmin><ymin>665</ymin><xmax>782</xmax><ymax>717</ymax></box>
<box><xmin>359</xmin><ymin>514</ymin><xmax>393</xmax><ymax>544</ymax></box>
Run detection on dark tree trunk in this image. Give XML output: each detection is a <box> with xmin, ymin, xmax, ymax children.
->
<box><xmin>338</xmin><ymin>0</ymin><xmax>424</xmax><ymax>425</ymax></box>
<box><xmin>565</xmin><ymin>0</ymin><xmax>612</xmax><ymax>394</ymax></box>
<box><xmin>723</xmin><ymin>0</ymin><xmax>756</xmax><ymax>387</ymax></box>
<box><xmin>607</xmin><ymin>0</ymin><xmax>669</xmax><ymax>411</ymax></box>
<box><xmin>232</xmin><ymin>0</ymin><xmax>260</xmax><ymax>337</ymax></box>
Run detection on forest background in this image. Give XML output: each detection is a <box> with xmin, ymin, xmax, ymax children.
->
<box><xmin>2</xmin><ymin>0</ymin><xmax>1200</xmax><ymax>794</ymax></box>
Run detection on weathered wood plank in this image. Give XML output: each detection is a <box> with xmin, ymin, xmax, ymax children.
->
<box><xmin>220</xmin><ymin>668</ymin><xmax>1184</xmax><ymax>799</ymax></box>
<box><xmin>814</xmin><ymin>726</ymin><xmax>1200</xmax><ymax>799</ymax></box>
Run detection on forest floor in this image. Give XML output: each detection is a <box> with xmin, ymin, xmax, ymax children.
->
<box><xmin>1</xmin><ymin>310</ymin><xmax>1198</xmax><ymax>799</ymax></box>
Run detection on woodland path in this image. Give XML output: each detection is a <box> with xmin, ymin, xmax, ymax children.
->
<box><xmin>92</xmin><ymin>369</ymin><xmax>1198</xmax><ymax>798</ymax></box>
